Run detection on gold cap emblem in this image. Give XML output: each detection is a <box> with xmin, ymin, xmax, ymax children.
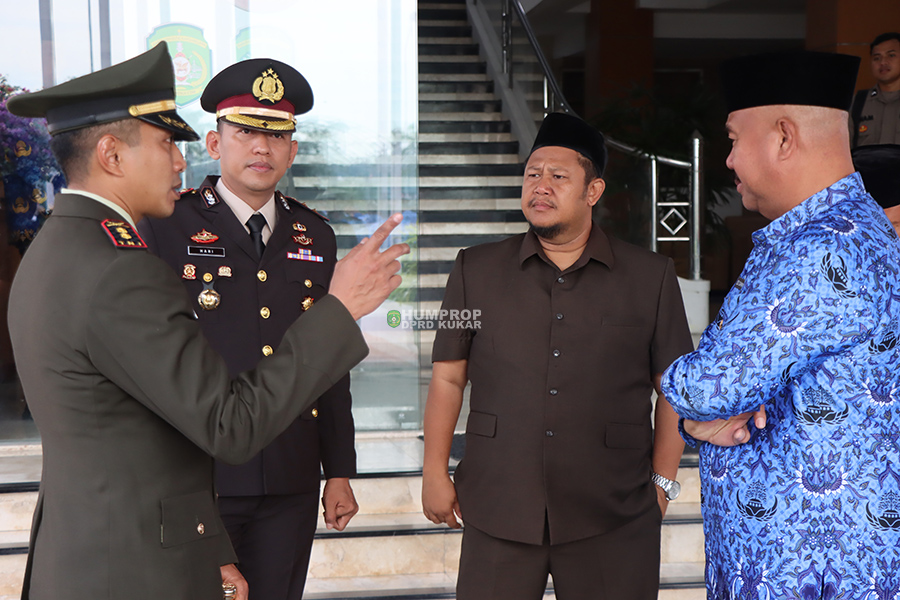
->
<box><xmin>252</xmin><ymin>68</ymin><xmax>285</xmax><ymax>103</ymax></box>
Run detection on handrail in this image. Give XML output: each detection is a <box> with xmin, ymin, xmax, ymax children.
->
<box><xmin>484</xmin><ymin>0</ymin><xmax>704</xmax><ymax>279</ymax></box>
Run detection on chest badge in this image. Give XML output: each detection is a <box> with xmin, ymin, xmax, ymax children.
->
<box><xmin>183</xmin><ymin>264</ymin><xmax>197</xmax><ymax>280</ymax></box>
<box><xmin>859</xmin><ymin>124</ymin><xmax>868</xmax><ymax>133</ymax></box>
<box><xmin>218</xmin><ymin>266</ymin><xmax>233</xmax><ymax>278</ymax></box>
<box><xmin>301</xmin><ymin>296</ymin><xmax>314</xmax><ymax>311</ymax></box>
<box><xmin>293</xmin><ymin>234</ymin><xmax>313</xmax><ymax>246</ymax></box>
<box><xmin>198</xmin><ymin>277</ymin><xmax>221</xmax><ymax>311</ymax></box>
<box><xmin>288</xmin><ymin>249</ymin><xmax>324</xmax><ymax>262</ymax></box>
<box><xmin>292</xmin><ymin>222</ymin><xmax>307</xmax><ymax>232</ymax></box>
<box><xmin>191</xmin><ymin>229</ymin><xmax>219</xmax><ymax>244</ymax></box>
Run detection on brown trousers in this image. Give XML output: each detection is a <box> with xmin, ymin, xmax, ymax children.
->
<box><xmin>456</xmin><ymin>508</ymin><xmax>661</xmax><ymax>600</ymax></box>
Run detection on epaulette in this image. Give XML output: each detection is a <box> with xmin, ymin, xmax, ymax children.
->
<box><xmin>277</xmin><ymin>191</ymin><xmax>329</xmax><ymax>221</ymax></box>
<box><xmin>101</xmin><ymin>219</ymin><xmax>147</xmax><ymax>249</ymax></box>
<box><xmin>179</xmin><ymin>187</ymin><xmax>195</xmax><ymax>195</ymax></box>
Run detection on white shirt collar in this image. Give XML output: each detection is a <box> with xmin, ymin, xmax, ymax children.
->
<box><xmin>61</xmin><ymin>188</ymin><xmax>136</xmax><ymax>228</ymax></box>
<box><xmin>215</xmin><ymin>179</ymin><xmax>277</xmax><ymax>243</ymax></box>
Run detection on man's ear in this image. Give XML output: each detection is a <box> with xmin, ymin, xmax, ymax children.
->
<box><xmin>206</xmin><ymin>129</ymin><xmax>221</xmax><ymax>160</ymax></box>
<box><xmin>775</xmin><ymin>116</ymin><xmax>799</xmax><ymax>161</ymax></box>
<box><xmin>95</xmin><ymin>134</ymin><xmax>125</xmax><ymax>177</ymax></box>
<box><xmin>586</xmin><ymin>178</ymin><xmax>606</xmax><ymax>207</ymax></box>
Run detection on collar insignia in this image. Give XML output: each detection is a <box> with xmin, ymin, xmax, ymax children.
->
<box><xmin>201</xmin><ymin>187</ymin><xmax>219</xmax><ymax>207</ymax></box>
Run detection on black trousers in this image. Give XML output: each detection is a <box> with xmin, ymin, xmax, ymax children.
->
<box><xmin>218</xmin><ymin>492</ymin><xmax>320</xmax><ymax>600</ymax></box>
<box><xmin>456</xmin><ymin>508</ymin><xmax>661</xmax><ymax>600</ymax></box>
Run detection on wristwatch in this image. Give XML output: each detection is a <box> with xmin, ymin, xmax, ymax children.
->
<box><xmin>651</xmin><ymin>472</ymin><xmax>681</xmax><ymax>501</ymax></box>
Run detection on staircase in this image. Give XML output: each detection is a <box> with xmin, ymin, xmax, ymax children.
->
<box><xmin>0</xmin><ymin>440</ymin><xmax>705</xmax><ymax>600</ymax></box>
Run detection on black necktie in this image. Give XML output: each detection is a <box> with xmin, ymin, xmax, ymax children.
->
<box><xmin>246</xmin><ymin>213</ymin><xmax>267</xmax><ymax>259</ymax></box>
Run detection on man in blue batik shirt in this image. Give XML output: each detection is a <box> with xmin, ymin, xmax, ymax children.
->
<box><xmin>663</xmin><ymin>51</ymin><xmax>900</xmax><ymax>599</ymax></box>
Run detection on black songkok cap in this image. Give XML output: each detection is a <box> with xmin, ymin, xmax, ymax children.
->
<box><xmin>6</xmin><ymin>42</ymin><xmax>199</xmax><ymax>141</ymax></box>
<box><xmin>720</xmin><ymin>51</ymin><xmax>860</xmax><ymax>114</ymax></box>
<box><xmin>530</xmin><ymin>112</ymin><xmax>607</xmax><ymax>177</ymax></box>
<box><xmin>200</xmin><ymin>59</ymin><xmax>313</xmax><ymax>133</ymax></box>
<box><xmin>852</xmin><ymin>144</ymin><xmax>900</xmax><ymax>209</ymax></box>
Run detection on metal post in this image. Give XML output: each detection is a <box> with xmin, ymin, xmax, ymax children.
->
<box><xmin>650</xmin><ymin>156</ymin><xmax>658</xmax><ymax>252</ymax></box>
<box><xmin>501</xmin><ymin>0</ymin><xmax>512</xmax><ymax>87</ymax></box>
<box><xmin>690</xmin><ymin>131</ymin><xmax>703</xmax><ymax>280</ymax></box>
<box><xmin>543</xmin><ymin>75</ymin><xmax>549</xmax><ymax>117</ymax></box>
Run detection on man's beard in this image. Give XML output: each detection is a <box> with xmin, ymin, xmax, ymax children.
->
<box><xmin>528</xmin><ymin>222</ymin><xmax>562</xmax><ymax>240</ymax></box>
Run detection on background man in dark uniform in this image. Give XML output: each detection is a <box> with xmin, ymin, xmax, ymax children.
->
<box><xmin>850</xmin><ymin>32</ymin><xmax>900</xmax><ymax>147</ymax></box>
<box><xmin>140</xmin><ymin>58</ymin><xmax>357</xmax><ymax>600</ymax></box>
<box><xmin>421</xmin><ymin>113</ymin><xmax>692</xmax><ymax>599</ymax></box>
<box><xmin>6</xmin><ymin>44</ymin><xmax>406</xmax><ymax>600</ymax></box>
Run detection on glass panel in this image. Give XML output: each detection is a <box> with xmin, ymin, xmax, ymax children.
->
<box><xmin>0</xmin><ymin>0</ymin><xmax>419</xmax><ymax>441</ymax></box>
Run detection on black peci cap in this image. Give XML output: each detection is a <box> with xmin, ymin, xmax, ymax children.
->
<box><xmin>530</xmin><ymin>112</ymin><xmax>608</xmax><ymax>177</ymax></box>
<box><xmin>6</xmin><ymin>43</ymin><xmax>198</xmax><ymax>141</ymax></box>
<box><xmin>200</xmin><ymin>59</ymin><xmax>313</xmax><ymax>132</ymax></box>
<box><xmin>852</xmin><ymin>144</ymin><xmax>900</xmax><ymax>209</ymax></box>
<box><xmin>721</xmin><ymin>51</ymin><xmax>860</xmax><ymax>114</ymax></box>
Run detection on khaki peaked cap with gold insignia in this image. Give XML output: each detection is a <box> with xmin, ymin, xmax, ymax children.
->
<box><xmin>6</xmin><ymin>42</ymin><xmax>199</xmax><ymax>142</ymax></box>
<box><xmin>201</xmin><ymin>59</ymin><xmax>313</xmax><ymax>133</ymax></box>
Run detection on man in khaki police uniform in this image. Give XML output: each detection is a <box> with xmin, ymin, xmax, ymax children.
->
<box><xmin>140</xmin><ymin>59</ymin><xmax>358</xmax><ymax>600</ymax></box>
<box><xmin>851</xmin><ymin>32</ymin><xmax>900</xmax><ymax>147</ymax></box>
<box><xmin>6</xmin><ymin>43</ymin><xmax>406</xmax><ymax>600</ymax></box>
<box><xmin>422</xmin><ymin>113</ymin><xmax>692</xmax><ymax>599</ymax></box>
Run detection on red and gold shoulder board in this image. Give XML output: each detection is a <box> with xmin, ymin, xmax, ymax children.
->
<box><xmin>101</xmin><ymin>219</ymin><xmax>147</xmax><ymax>249</ymax></box>
<box><xmin>299</xmin><ymin>201</ymin><xmax>329</xmax><ymax>222</ymax></box>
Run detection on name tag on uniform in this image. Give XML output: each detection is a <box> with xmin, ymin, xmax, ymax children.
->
<box><xmin>188</xmin><ymin>246</ymin><xmax>226</xmax><ymax>257</ymax></box>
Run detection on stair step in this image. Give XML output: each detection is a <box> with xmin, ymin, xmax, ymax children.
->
<box><xmin>418</xmin><ymin>54</ymin><xmax>481</xmax><ymax>63</ymax></box>
<box><xmin>419</xmin><ymin>73</ymin><xmax>490</xmax><ymax>82</ymax></box>
<box><xmin>418</xmin><ymin>37</ymin><xmax>475</xmax><ymax>45</ymax></box>
<box><xmin>419</xmin><ymin>20</ymin><xmax>468</xmax><ymax>27</ymax></box>
<box><xmin>419</xmin><ymin>132</ymin><xmax>515</xmax><ymax>143</ymax></box>
<box><xmin>419</xmin><ymin>141</ymin><xmax>518</xmax><ymax>155</ymax></box>
<box><xmin>419</xmin><ymin>93</ymin><xmax>496</xmax><ymax>101</ymax></box>
<box><xmin>418</xmin><ymin>154</ymin><xmax>520</xmax><ymax>165</ymax></box>
<box><xmin>419</xmin><ymin>111</ymin><xmax>504</xmax><ymax>121</ymax></box>
<box><xmin>417</xmin><ymin>44</ymin><xmax>479</xmax><ymax>56</ymax></box>
<box><xmin>418</xmin><ymin>25</ymin><xmax>473</xmax><ymax>37</ymax></box>
<box><xmin>419</xmin><ymin>63</ymin><xmax>486</xmax><ymax>75</ymax></box>
<box><xmin>419</xmin><ymin>82</ymin><xmax>493</xmax><ymax>94</ymax></box>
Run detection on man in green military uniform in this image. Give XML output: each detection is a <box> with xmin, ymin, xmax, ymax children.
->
<box><xmin>6</xmin><ymin>43</ymin><xmax>406</xmax><ymax>600</ymax></box>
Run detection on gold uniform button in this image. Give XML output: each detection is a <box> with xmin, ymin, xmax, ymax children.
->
<box><xmin>260</xmin><ymin>307</ymin><xmax>270</xmax><ymax>319</ymax></box>
<box><xmin>202</xmin><ymin>272</ymin><xmax>213</xmax><ymax>283</ymax></box>
<box><xmin>197</xmin><ymin>523</ymin><xmax>205</xmax><ymax>535</ymax></box>
<box><xmin>311</xmin><ymin>408</ymin><xmax>319</xmax><ymax>418</ymax></box>
<box><xmin>262</xmin><ymin>345</ymin><xmax>273</xmax><ymax>356</ymax></box>
<box><xmin>304</xmin><ymin>279</ymin><xmax>313</xmax><ymax>288</ymax></box>
<box><xmin>257</xmin><ymin>270</ymin><xmax>267</xmax><ymax>282</ymax></box>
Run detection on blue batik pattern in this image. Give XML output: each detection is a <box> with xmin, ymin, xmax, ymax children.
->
<box><xmin>662</xmin><ymin>173</ymin><xmax>900</xmax><ymax>600</ymax></box>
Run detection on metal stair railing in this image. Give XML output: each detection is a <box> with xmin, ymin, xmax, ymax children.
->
<box><xmin>468</xmin><ymin>0</ymin><xmax>704</xmax><ymax>280</ymax></box>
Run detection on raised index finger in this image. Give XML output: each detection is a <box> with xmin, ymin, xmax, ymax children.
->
<box><xmin>359</xmin><ymin>213</ymin><xmax>403</xmax><ymax>252</ymax></box>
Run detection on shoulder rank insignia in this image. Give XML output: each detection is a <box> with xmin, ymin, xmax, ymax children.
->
<box><xmin>299</xmin><ymin>201</ymin><xmax>329</xmax><ymax>222</ymax></box>
<box><xmin>201</xmin><ymin>186</ymin><xmax>220</xmax><ymax>207</ymax></box>
<box><xmin>179</xmin><ymin>187</ymin><xmax>195</xmax><ymax>196</ymax></box>
<box><xmin>101</xmin><ymin>220</ymin><xmax>147</xmax><ymax>249</ymax></box>
<box><xmin>191</xmin><ymin>229</ymin><xmax>219</xmax><ymax>244</ymax></box>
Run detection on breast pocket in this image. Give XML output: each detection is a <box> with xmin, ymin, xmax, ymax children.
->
<box><xmin>160</xmin><ymin>491</ymin><xmax>222</xmax><ymax>548</ymax></box>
